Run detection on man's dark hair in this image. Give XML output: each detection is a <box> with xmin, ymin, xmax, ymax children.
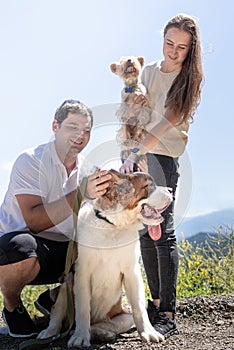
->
<box><xmin>54</xmin><ymin>99</ymin><xmax>93</xmax><ymax>126</ymax></box>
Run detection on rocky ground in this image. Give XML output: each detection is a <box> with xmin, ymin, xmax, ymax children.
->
<box><xmin>0</xmin><ymin>293</ymin><xmax>233</xmax><ymax>350</ymax></box>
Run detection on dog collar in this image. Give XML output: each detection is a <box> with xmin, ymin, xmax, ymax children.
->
<box><xmin>94</xmin><ymin>209</ymin><xmax>115</xmax><ymax>226</ymax></box>
<box><xmin>124</xmin><ymin>87</ymin><xmax>134</xmax><ymax>93</ymax></box>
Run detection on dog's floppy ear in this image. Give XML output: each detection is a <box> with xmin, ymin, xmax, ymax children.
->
<box><xmin>94</xmin><ymin>170</ymin><xmax>135</xmax><ymax>211</ymax></box>
<box><xmin>137</xmin><ymin>56</ymin><xmax>145</xmax><ymax>67</ymax></box>
<box><xmin>108</xmin><ymin>169</ymin><xmax>124</xmax><ymax>182</ymax></box>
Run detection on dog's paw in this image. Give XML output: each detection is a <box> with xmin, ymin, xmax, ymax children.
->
<box><xmin>139</xmin><ymin>327</ymin><xmax>164</xmax><ymax>343</ymax></box>
<box><xmin>91</xmin><ymin>326</ymin><xmax>116</xmax><ymax>342</ymax></box>
<box><xmin>68</xmin><ymin>331</ymin><xmax>91</xmax><ymax>348</ymax></box>
<box><xmin>37</xmin><ymin>327</ymin><xmax>58</xmax><ymax>339</ymax></box>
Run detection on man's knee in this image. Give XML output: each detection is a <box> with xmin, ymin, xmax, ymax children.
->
<box><xmin>0</xmin><ymin>232</ymin><xmax>38</xmax><ymax>265</ymax></box>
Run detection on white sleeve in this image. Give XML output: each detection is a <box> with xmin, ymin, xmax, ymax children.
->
<box><xmin>12</xmin><ymin>153</ymin><xmax>48</xmax><ymax>198</ymax></box>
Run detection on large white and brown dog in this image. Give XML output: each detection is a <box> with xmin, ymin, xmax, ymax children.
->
<box><xmin>38</xmin><ymin>170</ymin><xmax>172</xmax><ymax>347</ymax></box>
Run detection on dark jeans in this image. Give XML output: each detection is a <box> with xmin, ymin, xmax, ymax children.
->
<box><xmin>140</xmin><ymin>153</ymin><xmax>179</xmax><ymax>313</ymax></box>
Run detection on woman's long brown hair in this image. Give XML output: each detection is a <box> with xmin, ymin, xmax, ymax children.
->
<box><xmin>164</xmin><ymin>14</ymin><xmax>204</xmax><ymax>123</ymax></box>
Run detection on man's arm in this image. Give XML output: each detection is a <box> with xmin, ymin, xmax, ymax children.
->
<box><xmin>16</xmin><ymin>191</ymin><xmax>76</xmax><ymax>233</ymax></box>
<box><xmin>16</xmin><ymin>170</ymin><xmax>112</xmax><ymax>233</ymax></box>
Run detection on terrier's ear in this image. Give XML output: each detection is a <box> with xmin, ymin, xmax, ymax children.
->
<box><xmin>110</xmin><ymin>63</ymin><xmax>118</xmax><ymax>73</ymax></box>
<box><xmin>137</xmin><ymin>56</ymin><xmax>145</xmax><ymax>67</ymax></box>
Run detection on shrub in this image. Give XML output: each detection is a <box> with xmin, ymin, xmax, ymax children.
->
<box><xmin>177</xmin><ymin>226</ymin><xmax>234</xmax><ymax>298</ymax></box>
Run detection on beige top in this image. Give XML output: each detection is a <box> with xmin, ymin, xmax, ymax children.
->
<box><xmin>141</xmin><ymin>60</ymin><xmax>189</xmax><ymax>157</ymax></box>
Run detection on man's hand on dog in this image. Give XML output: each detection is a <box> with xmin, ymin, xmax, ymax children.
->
<box><xmin>86</xmin><ymin>170</ymin><xmax>112</xmax><ymax>199</ymax></box>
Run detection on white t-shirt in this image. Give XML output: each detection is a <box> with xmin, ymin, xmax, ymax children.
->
<box><xmin>0</xmin><ymin>141</ymin><xmax>94</xmax><ymax>241</ymax></box>
<box><xmin>141</xmin><ymin>60</ymin><xmax>190</xmax><ymax>157</ymax></box>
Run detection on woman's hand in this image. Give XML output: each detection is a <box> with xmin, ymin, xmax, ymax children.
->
<box><xmin>137</xmin><ymin>158</ymin><xmax>148</xmax><ymax>173</ymax></box>
<box><xmin>119</xmin><ymin>156</ymin><xmax>148</xmax><ymax>174</ymax></box>
<box><xmin>133</xmin><ymin>93</ymin><xmax>148</xmax><ymax>107</ymax></box>
<box><xmin>119</xmin><ymin>151</ymin><xmax>138</xmax><ymax>173</ymax></box>
<box><xmin>119</xmin><ymin>159</ymin><xmax>134</xmax><ymax>174</ymax></box>
<box><xmin>85</xmin><ymin>170</ymin><xmax>112</xmax><ymax>199</ymax></box>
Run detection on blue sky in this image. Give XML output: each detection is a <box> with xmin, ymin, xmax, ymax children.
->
<box><xmin>0</xmin><ymin>0</ymin><xmax>233</xmax><ymax>223</ymax></box>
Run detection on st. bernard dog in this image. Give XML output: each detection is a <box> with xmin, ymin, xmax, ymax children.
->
<box><xmin>38</xmin><ymin>170</ymin><xmax>172</xmax><ymax>347</ymax></box>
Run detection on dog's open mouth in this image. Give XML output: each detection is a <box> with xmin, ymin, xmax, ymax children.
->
<box><xmin>125</xmin><ymin>64</ymin><xmax>136</xmax><ymax>74</ymax></box>
<box><xmin>141</xmin><ymin>203</ymin><xmax>162</xmax><ymax>221</ymax></box>
<box><xmin>140</xmin><ymin>203</ymin><xmax>164</xmax><ymax>241</ymax></box>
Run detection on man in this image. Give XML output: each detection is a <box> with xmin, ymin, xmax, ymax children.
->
<box><xmin>0</xmin><ymin>99</ymin><xmax>111</xmax><ymax>338</ymax></box>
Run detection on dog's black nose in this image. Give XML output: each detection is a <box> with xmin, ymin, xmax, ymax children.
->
<box><xmin>127</xmin><ymin>59</ymin><xmax>132</xmax><ymax>65</ymax></box>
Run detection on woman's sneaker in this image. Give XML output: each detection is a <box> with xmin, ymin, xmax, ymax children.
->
<box><xmin>153</xmin><ymin>312</ymin><xmax>179</xmax><ymax>339</ymax></box>
<box><xmin>147</xmin><ymin>299</ymin><xmax>160</xmax><ymax>324</ymax></box>
<box><xmin>2</xmin><ymin>302</ymin><xmax>38</xmax><ymax>338</ymax></box>
<box><xmin>34</xmin><ymin>289</ymin><xmax>55</xmax><ymax>316</ymax></box>
<box><xmin>147</xmin><ymin>300</ymin><xmax>179</xmax><ymax>339</ymax></box>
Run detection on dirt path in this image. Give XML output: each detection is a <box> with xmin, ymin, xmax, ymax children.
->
<box><xmin>0</xmin><ymin>294</ymin><xmax>233</xmax><ymax>350</ymax></box>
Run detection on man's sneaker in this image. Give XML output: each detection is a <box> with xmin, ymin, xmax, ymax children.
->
<box><xmin>147</xmin><ymin>300</ymin><xmax>179</xmax><ymax>339</ymax></box>
<box><xmin>2</xmin><ymin>302</ymin><xmax>38</xmax><ymax>338</ymax></box>
<box><xmin>34</xmin><ymin>289</ymin><xmax>55</xmax><ymax>316</ymax></box>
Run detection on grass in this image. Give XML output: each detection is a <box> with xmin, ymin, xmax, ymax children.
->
<box><xmin>0</xmin><ymin>226</ymin><xmax>233</xmax><ymax>315</ymax></box>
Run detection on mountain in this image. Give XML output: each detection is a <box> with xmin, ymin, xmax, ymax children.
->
<box><xmin>175</xmin><ymin>208</ymin><xmax>234</xmax><ymax>240</ymax></box>
<box><xmin>179</xmin><ymin>230</ymin><xmax>233</xmax><ymax>259</ymax></box>
<box><xmin>186</xmin><ymin>231</ymin><xmax>218</xmax><ymax>245</ymax></box>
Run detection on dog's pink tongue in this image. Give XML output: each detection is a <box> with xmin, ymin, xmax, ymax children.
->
<box><xmin>148</xmin><ymin>225</ymin><xmax>161</xmax><ymax>240</ymax></box>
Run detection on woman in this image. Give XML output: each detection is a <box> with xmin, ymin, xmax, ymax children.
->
<box><xmin>120</xmin><ymin>13</ymin><xmax>203</xmax><ymax>338</ymax></box>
